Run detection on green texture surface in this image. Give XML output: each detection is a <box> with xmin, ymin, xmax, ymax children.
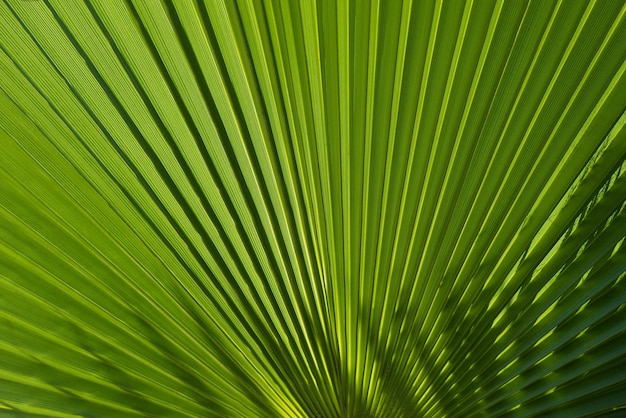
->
<box><xmin>0</xmin><ymin>0</ymin><xmax>625</xmax><ymax>416</ymax></box>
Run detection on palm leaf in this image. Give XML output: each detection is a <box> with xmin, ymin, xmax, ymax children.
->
<box><xmin>0</xmin><ymin>0</ymin><xmax>625</xmax><ymax>416</ymax></box>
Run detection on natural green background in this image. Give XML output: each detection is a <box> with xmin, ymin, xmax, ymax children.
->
<box><xmin>0</xmin><ymin>0</ymin><xmax>625</xmax><ymax>417</ymax></box>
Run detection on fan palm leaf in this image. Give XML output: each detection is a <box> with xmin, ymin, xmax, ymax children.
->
<box><xmin>0</xmin><ymin>0</ymin><xmax>625</xmax><ymax>416</ymax></box>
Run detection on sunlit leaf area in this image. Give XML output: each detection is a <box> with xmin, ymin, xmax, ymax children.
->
<box><xmin>1</xmin><ymin>0</ymin><xmax>625</xmax><ymax>416</ymax></box>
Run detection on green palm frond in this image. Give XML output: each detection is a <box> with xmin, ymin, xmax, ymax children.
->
<box><xmin>1</xmin><ymin>0</ymin><xmax>625</xmax><ymax>417</ymax></box>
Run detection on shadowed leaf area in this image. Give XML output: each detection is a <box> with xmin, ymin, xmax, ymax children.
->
<box><xmin>1</xmin><ymin>0</ymin><xmax>625</xmax><ymax>417</ymax></box>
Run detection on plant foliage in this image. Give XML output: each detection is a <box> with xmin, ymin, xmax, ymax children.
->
<box><xmin>0</xmin><ymin>0</ymin><xmax>625</xmax><ymax>416</ymax></box>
